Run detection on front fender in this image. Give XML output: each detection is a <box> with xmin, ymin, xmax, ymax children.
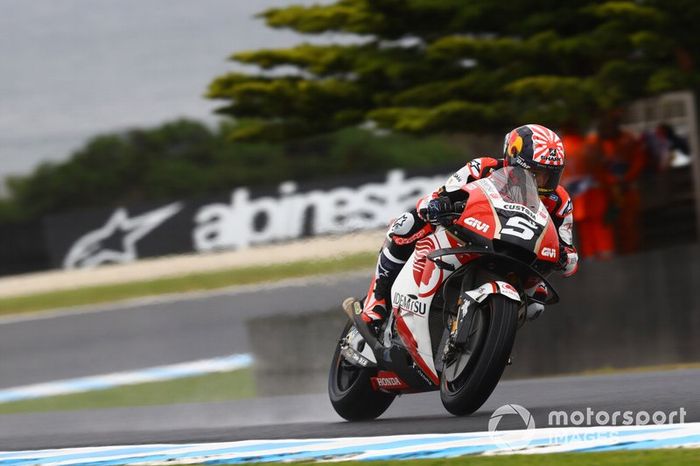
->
<box><xmin>463</xmin><ymin>280</ymin><xmax>521</xmax><ymax>304</ymax></box>
<box><xmin>453</xmin><ymin>281</ymin><xmax>521</xmax><ymax>346</ymax></box>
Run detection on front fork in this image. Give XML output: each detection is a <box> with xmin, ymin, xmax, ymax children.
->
<box><xmin>441</xmin><ymin>280</ymin><xmax>522</xmax><ymax>363</ymax></box>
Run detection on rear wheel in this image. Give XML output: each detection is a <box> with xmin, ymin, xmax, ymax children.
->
<box><xmin>440</xmin><ymin>294</ymin><xmax>518</xmax><ymax>415</ymax></box>
<box><xmin>328</xmin><ymin>321</ymin><xmax>395</xmax><ymax>421</ymax></box>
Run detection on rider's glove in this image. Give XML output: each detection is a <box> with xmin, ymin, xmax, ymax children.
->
<box><xmin>421</xmin><ymin>197</ymin><xmax>454</xmax><ymax>225</ymax></box>
<box><xmin>558</xmin><ymin>245</ymin><xmax>579</xmax><ymax>277</ymax></box>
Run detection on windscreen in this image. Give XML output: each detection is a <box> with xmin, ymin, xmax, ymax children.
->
<box><xmin>487</xmin><ymin>166</ymin><xmax>541</xmax><ymax>211</ymax></box>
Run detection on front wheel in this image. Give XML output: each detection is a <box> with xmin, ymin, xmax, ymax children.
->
<box><xmin>328</xmin><ymin>321</ymin><xmax>395</xmax><ymax>421</ymax></box>
<box><xmin>440</xmin><ymin>294</ymin><xmax>518</xmax><ymax>416</ymax></box>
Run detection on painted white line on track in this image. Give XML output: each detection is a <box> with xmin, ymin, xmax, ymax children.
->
<box><xmin>0</xmin><ymin>269</ymin><xmax>370</xmax><ymax>326</ymax></box>
<box><xmin>0</xmin><ymin>353</ymin><xmax>253</xmax><ymax>403</ymax></box>
<box><xmin>0</xmin><ymin>423</ymin><xmax>698</xmax><ymax>465</ymax></box>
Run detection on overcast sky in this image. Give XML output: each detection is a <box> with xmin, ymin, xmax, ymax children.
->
<box><xmin>0</xmin><ymin>0</ymin><xmax>330</xmax><ymax>182</ymax></box>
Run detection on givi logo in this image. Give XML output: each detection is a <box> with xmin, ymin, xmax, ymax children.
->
<box><xmin>465</xmin><ymin>217</ymin><xmax>490</xmax><ymax>232</ymax></box>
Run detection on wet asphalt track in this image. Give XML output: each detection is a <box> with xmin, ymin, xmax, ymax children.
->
<box><xmin>0</xmin><ymin>368</ymin><xmax>698</xmax><ymax>450</ymax></box>
<box><xmin>0</xmin><ymin>272</ymin><xmax>698</xmax><ymax>450</ymax></box>
<box><xmin>0</xmin><ymin>272</ymin><xmax>370</xmax><ymax>388</ymax></box>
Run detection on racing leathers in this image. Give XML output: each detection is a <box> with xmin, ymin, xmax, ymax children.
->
<box><xmin>361</xmin><ymin>157</ymin><xmax>579</xmax><ymax>326</ymax></box>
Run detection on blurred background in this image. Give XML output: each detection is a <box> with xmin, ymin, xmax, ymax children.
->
<box><xmin>0</xmin><ymin>0</ymin><xmax>699</xmax><ymax>438</ymax></box>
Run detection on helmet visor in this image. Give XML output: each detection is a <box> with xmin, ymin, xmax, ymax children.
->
<box><xmin>530</xmin><ymin>166</ymin><xmax>561</xmax><ymax>194</ymax></box>
<box><xmin>532</xmin><ymin>169</ymin><xmax>550</xmax><ymax>189</ymax></box>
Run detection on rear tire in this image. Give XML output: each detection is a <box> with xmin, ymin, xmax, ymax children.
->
<box><xmin>440</xmin><ymin>294</ymin><xmax>518</xmax><ymax>416</ymax></box>
<box><xmin>328</xmin><ymin>321</ymin><xmax>395</xmax><ymax>421</ymax></box>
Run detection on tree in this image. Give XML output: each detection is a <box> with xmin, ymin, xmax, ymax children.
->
<box><xmin>0</xmin><ymin>119</ymin><xmax>468</xmax><ymax>222</ymax></box>
<box><xmin>2</xmin><ymin>120</ymin><xmax>281</xmax><ymax>221</ymax></box>
<box><xmin>208</xmin><ymin>0</ymin><xmax>700</xmax><ymax>142</ymax></box>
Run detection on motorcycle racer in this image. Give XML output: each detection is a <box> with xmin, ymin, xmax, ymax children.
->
<box><xmin>360</xmin><ymin>124</ymin><xmax>579</xmax><ymax>331</ymax></box>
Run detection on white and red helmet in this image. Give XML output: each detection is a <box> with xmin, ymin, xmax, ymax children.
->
<box><xmin>503</xmin><ymin>124</ymin><xmax>565</xmax><ymax>194</ymax></box>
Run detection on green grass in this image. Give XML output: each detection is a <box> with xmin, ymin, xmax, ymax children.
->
<box><xmin>0</xmin><ymin>368</ymin><xmax>255</xmax><ymax>415</ymax></box>
<box><xmin>205</xmin><ymin>449</ymin><xmax>699</xmax><ymax>466</ymax></box>
<box><xmin>0</xmin><ymin>252</ymin><xmax>376</xmax><ymax>317</ymax></box>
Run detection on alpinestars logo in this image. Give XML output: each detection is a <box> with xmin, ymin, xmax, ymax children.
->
<box><xmin>63</xmin><ymin>203</ymin><xmax>183</xmax><ymax>269</ymax></box>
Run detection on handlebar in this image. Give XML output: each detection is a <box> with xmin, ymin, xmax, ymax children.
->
<box><xmin>418</xmin><ymin>198</ymin><xmax>467</xmax><ymax>224</ymax></box>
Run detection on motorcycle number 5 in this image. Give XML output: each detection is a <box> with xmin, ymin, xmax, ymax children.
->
<box><xmin>501</xmin><ymin>216</ymin><xmax>537</xmax><ymax>240</ymax></box>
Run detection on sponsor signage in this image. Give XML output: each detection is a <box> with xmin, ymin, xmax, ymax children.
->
<box><xmin>501</xmin><ymin>203</ymin><xmax>538</xmax><ymax>222</ymax></box>
<box><xmin>370</xmin><ymin>370</ymin><xmax>409</xmax><ymax>391</ymax></box>
<box><xmin>464</xmin><ymin>216</ymin><xmax>490</xmax><ymax>232</ymax></box>
<box><xmin>45</xmin><ymin>169</ymin><xmax>449</xmax><ymax>269</ymax></box>
<box><xmin>393</xmin><ymin>291</ymin><xmax>427</xmax><ymax>316</ymax></box>
<box><xmin>340</xmin><ymin>347</ymin><xmax>371</xmax><ymax>367</ymax></box>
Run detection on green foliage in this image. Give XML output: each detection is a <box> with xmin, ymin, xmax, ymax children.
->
<box><xmin>208</xmin><ymin>0</ymin><xmax>700</xmax><ymax>141</ymax></box>
<box><xmin>271</xmin><ymin>450</ymin><xmax>700</xmax><ymax>466</ymax></box>
<box><xmin>11</xmin><ymin>0</ymin><xmax>700</xmax><ymax>222</ymax></box>
<box><xmin>0</xmin><ymin>119</ymin><xmax>469</xmax><ymax>222</ymax></box>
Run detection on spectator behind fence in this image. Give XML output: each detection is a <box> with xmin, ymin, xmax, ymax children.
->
<box><xmin>652</xmin><ymin>123</ymin><xmax>692</xmax><ymax>170</ymax></box>
<box><xmin>586</xmin><ymin>111</ymin><xmax>647</xmax><ymax>255</ymax></box>
<box><xmin>560</xmin><ymin>128</ymin><xmax>615</xmax><ymax>260</ymax></box>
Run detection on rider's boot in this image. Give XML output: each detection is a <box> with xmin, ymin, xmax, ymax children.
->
<box><xmin>360</xmin><ymin>246</ymin><xmax>407</xmax><ymax>335</ymax></box>
<box><xmin>353</xmin><ymin>209</ymin><xmax>433</xmax><ymax>335</ymax></box>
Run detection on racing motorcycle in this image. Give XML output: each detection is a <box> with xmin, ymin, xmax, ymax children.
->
<box><xmin>329</xmin><ymin>166</ymin><xmax>562</xmax><ymax>420</ymax></box>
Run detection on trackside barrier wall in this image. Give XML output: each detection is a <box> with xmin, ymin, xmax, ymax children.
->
<box><xmin>509</xmin><ymin>243</ymin><xmax>700</xmax><ymax>378</ymax></box>
<box><xmin>247</xmin><ymin>244</ymin><xmax>700</xmax><ymax>395</ymax></box>
<box><xmin>246</xmin><ymin>310</ymin><xmax>348</xmax><ymax>396</ymax></box>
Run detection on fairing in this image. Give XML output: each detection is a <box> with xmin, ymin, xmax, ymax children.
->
<box><xmin>382</xmin><ymin>166</ymin><xmax>560</xmax><ymax>391</ymax></box>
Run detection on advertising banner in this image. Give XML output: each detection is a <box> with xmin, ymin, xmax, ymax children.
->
<box><xmin>44</xmin><ymin>169</ymin><xmax>450</xmax><ymax>269</ymax></box>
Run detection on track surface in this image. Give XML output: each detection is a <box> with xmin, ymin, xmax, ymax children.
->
<box><xmin>0</xmin><ymin>369</ymin><xmax>698</xmax><ymax>450</ymax></box>
<box><xmin>0</xmin><ymin>272</ymin><xmax>369</xmax><ymax>388</ymax></box>
<box><xmin>1</xmin><ymin>272</ymin><xmax>698</xmax><ymax>452</ymax></box>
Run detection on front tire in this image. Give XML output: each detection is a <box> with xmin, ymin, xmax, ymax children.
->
<box><xmin>328</xmin><ymin>321</ymin><xmax>395</xmax><ymax>421</ymax></box>
<box><xmin>440</xmin><ymin>294</ymin><xmax>518</xmax><ymax>416</ymax></box>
